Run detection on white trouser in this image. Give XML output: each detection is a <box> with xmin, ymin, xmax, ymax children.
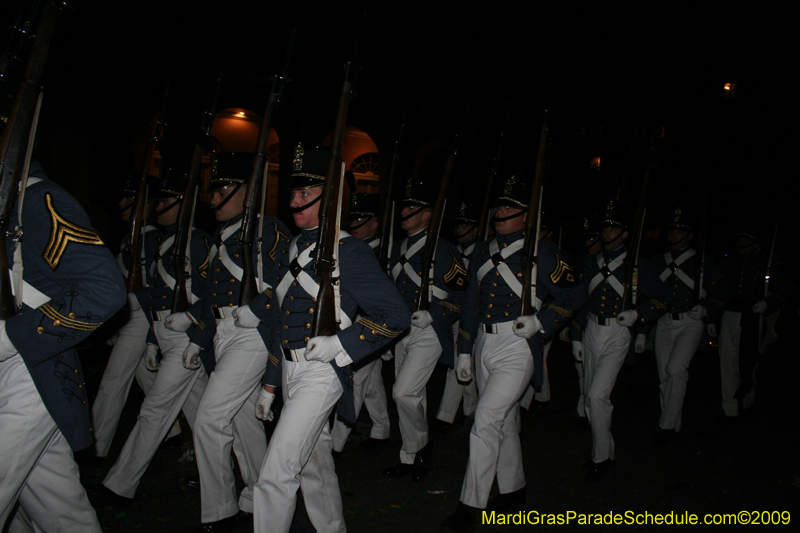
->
<box><xmin>331</xmin><ymin>356</ymin><xmax>390</xmax><ymax>452</ymax></box>
<box><xmin>254</xmin><ymin>359</ymin><xmax>344</xmax><ymax>533</ymax></box>
<box><xmin>576</xmin><ymin>361</ymin><xmax>586</xmax><ymax>417</ymax></box>
<box><xmin>393</xmin><ymin>324</ymin><xmax>442</xmax><ymax>464</ymax></box>
<box><xmin>654</xmin><ymin>315</ymin><xmax>703</xmax><ymax>431</ymax></box>
<box><xmin>520</xmin><ymin>338</ymin><xmax>553</xmax><ymax>408</ymax></box>
<box><xmin>0</xmin><ymin>355</ymin><xmax>101</xmax><ymax>532</ymax></box>
<box><xmin>719</xmin><ymin>311</ymin><xmax>756</xmax><ymax>416</ymax></box>
<box><xmin>194</xmin><ymin>318</ymin><xmax>269</xmax><ymax>523</ymax></box>
<box><xmin>92</xmin><ymin>305</ymin><xmax>168</xmax><ymax>457</ymax></box>
<box><xmin>460</xmin><ymin>330</ymin><xmax>532</xmax><ymax>509</ymax></box>
<box><xmin>583</xmin><ymin>320</ymin><xmax>630</xmax><ymax>463</ymax></box>
<box><xmin>436</xmin><ymin>323</ymin><xmax>477</xmax><ymax>423</ymax></box>
<box><xmin>103</xmin><ymin>322</ymin><xmax>209</xmax><ymax>498</ymax></box>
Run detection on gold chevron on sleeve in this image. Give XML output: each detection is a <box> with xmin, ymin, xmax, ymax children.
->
<box><xmin>269</xmin><ymin>353</ymin><xmax>280</xmax><ymax>366</ymax></box>
<box><xmin>357</xmin><ymin>318</ymin><xmax>402</xmax><ymax>337</ymax></box>
<box><xmin>39</xmin><ymin>303</ymin><xmax>102</xmax><ymax>331</ymax></box>
<box><xmin>198</xmin><ymin>238</ymin><xmax>210</xmax><ymax>278</ymax></box>
<box><xmin>436</xmin><ymin>300</ymin><xmax>460</xmax><ymax>313</ymax></box>
<box><xmin>268</xmin><ymin>223</ymin><xmax>291</xmax><ymax>261</ymax></box>
<box><xmin>543</xmin><ymin>302</ymin><xmax>573</xmax><ymax>318</ymax></box>
<box><xmin>44</xmin><ymin>194</ymin><xmax>104</xmax><ymax>269</ymax></box>
<box><xmin>443</xmin><ymin>250</ymin><xmax>468</xmax><ymax>284</ymax></box>
<box><xmin>458</xmin><ymin>328</ymin><xmax>471</xmax><ymax>341</ymax></box>
<box><xmin>550</xmin><ymin>253</ymin><xmax>576</xmax><ymax>285</ymax></box>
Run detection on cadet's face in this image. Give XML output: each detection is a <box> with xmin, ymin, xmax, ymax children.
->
<box><xmin>156</xmin><ymin>199</ymin><xmax>180</xmax><ymax>226</ymax></box>
<box><xmin>601</xmin><ymin>226</ymin><xmax>628</xmax><ymax>250</ymax></box>
<box><xmin>667</xmin><ymin>228</ymin><xmax>692</xmax><ymax>249</ymax></box>
<box><xmin>735</xmin><ymin>236</ymin><xmax>757</xmax><ymax>255</ymax></box>
<box><xmin>349</xmin><ymin>216</ymin><xmax>378</xmax><ymax>240</ymax></box>
<box><xmin>493</xmin><ymin>206</ymin><xmax>526</xmax><ymax>235</ymax></box>
<box><xmin>211</xmin><ymin>185</ymin><xmax>245</xmax><ymax>222</ymax></box>
<box><xmin>584</xmin><ymin>235</ymin><xmax>602</xmax><ymax>254</ymax></box>
<box><xmin>290</xmin><ymin>186</ymin><xmax>323</xmax><ymax>229</ymax></box>
<box><xmin>400</xmin><ymin>206</ymin><xmax>431</xmax><ymax>234</ymax></box>
<box><xmin>455</xmin><ymin>223</ymin><xmax>478</xmax><ymax>244</ymax></box>
<box><xmin>119</xmin><ymin>196</ymin><xmax>135</xmax><ymax>222</ymax></box>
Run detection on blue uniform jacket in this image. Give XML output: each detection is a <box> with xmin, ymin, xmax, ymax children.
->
<box><xmin>389</xmin><ymin>229</ymin><xmax>468</xmax><ymax>367</ymax></box>
<box><xmin>650</xmin><ymin>247</ymin><xmax>725</xmax><ymax>322</ymax></box>
<box><xmin>457</xmin><ymin>231</ymin><xmax>585</xmax><ymax>386</ymax></box>
<box><xmin>718</xmin><ymin>248</ymin><xmax>790</xmax><ymax>314</ymax></box>
<box><xmin>6</xmin><ymin>163</ymin><xmax>126</xmax><ymax>451</ymax></box>
<box><xmin>253</xmin><ymin>228</ymin><xmax>409</xmax><ymax>423</ymax></box>
<box><xmin>145</xmin><ymin>223</ymin><xmax>211</xmax><ymax>346</ymax></box>
<box><xmin>187</xmin><ymin>213</ymin><xmax>292</xmax><ymax>372</ymax></box>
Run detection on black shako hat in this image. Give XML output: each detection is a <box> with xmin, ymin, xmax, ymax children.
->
<box><xmin>153</xmin><ymin>170</ymin><xmax>188</xmax><ymax>200</ymax></box>
<box><xmin>206</xmin><ymin>152</ymin><xmax>252</xmax><ymax>193</ymax></box>
<box><xmin>287</xmin><ymin>143</ymin><xmax>331</xmax><ymax>190</ymax></box>
<box><xmin>455</xmin><ymin>201</ymin><xmax>481</xmax><ymax>224</ymax></box>
<box><xmin>664</xmin><ymin>206</ymin><xmax>695</xmax><ymax>232</ymax></box>
<box><xmin>401</xmin><ymin>178</ymin><xmax>437</xmax><ymax>208</ymax></box>
<box><xmin>349</xmin><ymin>192</ymin><xmax>379</xmax><ymax>220</ymax></box>
<box><xmin>600</xmin><ymin>200</ymin><xmax>632</xmax><ymax>229</ymax></box>
<box><xmin>494</xmin><ymin>175</ymin><xmax>530</xmax><ymax>210</ymax></box>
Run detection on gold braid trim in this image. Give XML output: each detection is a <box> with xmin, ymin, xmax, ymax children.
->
<box><xmin>543</xmin><ymin>302</ymin><xmax>573</xmax><ymax>317</ymax></box>
<box><xmin>458</xmin><ymin>328</ymin><xmax>471</xmax><ymax>341</ymax></box>
<box><xmin>436</xmin><ymin>300</ymin><xmax>460</xmax><ymax>313</ymax></box>
<box><xmin>549</xmin><ymin>252</ymin><xmax>576</xmax><ymax>285</ymax></box>
<box><xmin>269</xmin><ymin>353</ymin><xmax>280</xmax><ymax>367</ymax></box>
<box><xmin>263</xmin><ymin>287</ymin><xmax>273</xmax><ymax>298</ymax></box>
<box><xmin>357</xmin><ymin>318</ymin><xmax>402</xmax><ymax>337</ymax></box>
<box><xmin>268</xmin><ymin>223</ymin><xmax>291</xmax><ymax>261</ymax></box>
<box><xmin>443</xmin><ymin>250</ymin><xmax>468</xmax><ymax>284</ymax></box>
<box><xmin>39</xmin><ymin>304</ymin><xmax>101</xmax><ymax>331</ymax></box>
<box><xmin>44</xmin><ymin>194</ymin><xmax>104</xmax><ymax>269</ymax></box>
<box><xmin>649</xmin><ymin>298</ymin><xmax>670</xmax><ymax>311</ymax></box>
<box><xmin>198</xmin><ymin>238</ymin><xmax>210</xmax><ymax>278</ymax></box>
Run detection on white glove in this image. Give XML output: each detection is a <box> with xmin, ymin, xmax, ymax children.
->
<box><xmin>145</xmin><ymin>344</ymin><xmax>160</xmax><ymax>370</ymax></box>
<box><xmin>127</xmin><ymin>292</ymin><xmax>142</xmax><ymax>312</ymax></box>
<box><xmin>105</xmin><ymin>332</ymin><xmax>120</xmax><ymax>346</ymax></box>
<box><xmin>558</xmin><ymin>327</ymin><xmax>571</xmax><ymax>343</ymax></box>
<box><xmin>687</xmin><ymin>304</ymin><xmax>707</xmax><ymax>320</ymax></box>
<box><xmin>165</xmin><ymin>312</ymin><xmax>194</xmax><ymax>332</ymax></box>
<box><xmin>182</xmin><ymin>343</ymin><xmax>202</xmax><ymax>370</ymax></box>
<box><xmin>0</xmin><ymin>321</ymin><xmax>19</xmax><ymax>363</ymax></box>
<box><xmin>634</xmin><ymin>333</ymin><xmax>646</xmax><ymax>353</ymax></box>
<box><xmin>616</xmin><ymin>310</ymin><xmax>639</xmax><ymax>327</ymax></box>
<box><xmin>380</xmin><ymin>350</ymin><xmax>394</xmax><ymax>362</ymax></box>
<box><xmin>305</xmin><ymin>335</ymin><xmax>345</xmax><ymax>363</ymax></box>
<box><xmin>255</xmin><ymin>388</ymin><xmax>275</xmax><ymax>421</ymax></box>
<box><xmin>513</xmin><ymin>314</ymin><xmax>543</xmax><ymax>339</ymax></box>
<box><xmin>232</xmin><ymin>305</ymin><xmax>260</xmax><ymax>328</ymax></box>
<box><xmin>572</xmin><ymin>341</ymin><xmax>583</xmax><ymax>362</ymax></box>
<box><xmin>456</xmin><ymin>353</ymin><xmax>473</xmax><ymax>382</ymax></box>
<box><xmin>707</xmin><ymin>324</ymin><xmax>718</xmax><ymax>338</ymax></box>
<box><xmin>410</xmin><ymin>310</ymin><xmax>433</xmax><ymax>329</ymax></box>
<box><xmin>751</xmin><ymin>300</ymin><xmax>767</xmax><ymax>314</ymax></box>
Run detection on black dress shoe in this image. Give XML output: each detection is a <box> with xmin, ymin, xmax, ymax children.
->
<box><xmin>85</xmin><ymin>484</ymin><xmax>133</xmax><ymax>509</ymax></box>
<box><xmin>440</xmin><ymin>503</ymin><xmax>478</xmax><ymax>533</ymax></box>
<box><xmin>487</xmin><ymin>487</ymin><xmax>527</xmax><ymax>512</ymax></box>
<box><xmin>190</xmin><ymin>511</ymin><xmax>252</xmax><ymax>532</ymax></box>
<box><xmin>383</xmin><ymin>463</ymin><xmax>413</xmax><ymax>478</ymax></box>
<box><xmin>185</xmin><ymin>475</ymin><xmax>201</xmax><ymax>488</ymax></box>
<box><xmin>357</xmin><ymin>437</ymin><xmax>387</xmax><ymax>451</ymax></box>
<box><xmin>412</xmin><ymin>441</ymin><xmax>433</xmax><ymax>482</ymax></box>
<box><xmin>584</xmin><ymin>459</ymin><xmax>615</xmax><ymax>481</ymax></box>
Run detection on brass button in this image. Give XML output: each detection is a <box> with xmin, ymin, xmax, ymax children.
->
<box><xmin>69</xmin><ymin>312</ymin><xmax>76</xmax><ymax>318</ymax></box>
<box><xmin>292</xmin><ymin>282</ymin><xmax>297</xmax><ymax>287</ymax></box>
<box><xmin>216</xmin><ymin>268</ymin><xmax>220</xmax><ymax>272</ymax></box>
<box><xmin>488</xmin><ymin>304</ymin><xmax>493</xmax><ymax>308</ymax></box>
<box><xmin>214</xmin><ymin>281</ymin><xmax>218</xmax><ymax>284</ymax></box>
<box><xmin>283</xmin><ymin>339</ymin><xmax>288</xmax><ymax>344</ymax></box>
<box><xmin>517</xmin><ymin>273</ymin><xmax>522</xmax><ymax>277</ymax></box>
<box><xmin>227</xmin><ymin>291</ymin><xmax>233</xmax><ymax>296</ymax></box>
<box><xmin>53</xmin><ymin>320</ymin><xmax>61</xmax><ymax>326</ymax></box>
<box><xmin>304</xmin><ymin>336</ymin><xmax>310</xmax><ymax>341</ymax></box>
<box><xmin>284</xmin><ymin>325</ymin><xmax>288</xmax><ymax>329</ymax></box>
<box><xmin>290</xmin><ymin>296</ymin><xmax>294</xmax><ymax>300</ymax></box>
<box><xmin>309</xmin><ymin>308</ymin><xmax>315</xmax><ymax>313</ymax></box>
<box><xmin>372</xmin><ymin>330</ymin><xmax>377</xmax><ymax>334</ymax></box>
<box><xmin>359</xmin><ymin>334</ymin><xmax>366</xmax><ymax>340</ymax></box>
<box><xmin>504</xmin><ymin>312</ymin><xmax>509</xmax><ymax>316</ymax></box>
<box><xmin>266</xmin><ymin>304</ymin><xmax>271</xmax><ymax>309</ymax></box>
<box><xmin>230</xmin><ymin>279</ymin><xmax>235</xmax><ymax>283</ymax></box>
<box><xmin>486</xmin><ymin>314</ymin><xmax>491</xmax><ymax>318</ymax></box>
<box><xmin>162</xmin><ymin>295</ymin><xmax>167</xmax><ymax>299</ymax></box>
<box><xmin>37</xmin><ymin>327</ymin><xmax>44</xmax><ymax>334</ymax></box>
<box><xmin>234</xmin><ymin>253</ymin><xmax>239</xmax><ymax>258</ymax></box>
<box><xmin>228</xmin><ymin>303</ymin><xmax>233</xmax><ymax>307</ymax></box>
<box><xmin>212</xmin><ymin>293</ymin><xmax>217</xmax><ymax>296</ymax></box>
<box><xmin>286</xmin><ymin>310</ymin><xmax>290</xmax><ymax>315</ymax></box>
<box><xmin>305</xmin><ymin>323</ymin><xmax>311</xmax><ymax>328</ymax></box>
<box><xmin>490</xmin><ymin>294</ymin><xmax>495</xmax><ymax>297</ymax></box>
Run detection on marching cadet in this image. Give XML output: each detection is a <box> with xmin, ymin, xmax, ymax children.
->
<box><xmin>90</xmin><ymin>178</ymin><xmax>176</xmax><ymax>461</ymax></box>
<box><xmin>384</xmin><ymin>179</ymin><xmax>468</xmax><ymax>482</ymax></box>
<box><xmin>441</xmin><ymin>177</ymin><xmax>584</xmax><ymax>533</ymax></box>
<box><xmin>434</xmin><ymin>202</ymin><xmax>479</xmax><ymax>429</ymax></box>
<box><xmin>1</xmin><ymin>161</ymin><xmax>126</xmax><ymax>531</ymax></box>
<box><xmin>232</xmin><ymin>146</ymin><xmax>408</xmax><ymax>533</ymax></box>
<box><xmin>717</xmin><ymin>226</ymin><xmax>788</xmax><ymax>418</ymax></box>
<box><xmin>164</xmin><ymin>152</ymin><xmax>291</xmax><ymax>531</ymax></box>
<box><xmin>571</xmin><ymin>201</ymin><xmax>673</xmax><ymax>480</ymax></box>
<box><xmin>99</xmin><ymin>171</ymin><xmax>211</xmax><ymax>502</ymax></box>
<box><xmin>330</xmin><ymin>192</ymin><xmax>393</xmax><ymax>455</ymax></box>
<box><xmin>650</xmin><ymin>208</ymin><xmax>724</xmax><ymax>442</ymax></box>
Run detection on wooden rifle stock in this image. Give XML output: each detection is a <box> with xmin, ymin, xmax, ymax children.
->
<box><xmin>0</xmin><ymin>0</ymin><xmax>58</xmax><ymax>320</ymax></box>
<box><xmin>127</xmin><ymin>85</ymin><xmax>169</xmax><ymax>294</ymax></box>
<box><xmin>415</xmin><ymin>135</ymin><xmax>458</xmax><ymax>312</ymax></box>
<box><xmin>238</xmin><ymin>31</ymin><xmax>295</xmax><ymax>306</ymax></box>
<box><xmin>378</xmin><ymin>122</ymin><xmax>403</xmax><ymax>272</ymax></box>
<box><xmin>171</xmin><ymin>77</ymin><xmax>222</xmax><ymax>314</ymax></box>
<box><xmin>519</xmin><ymin>114</ymin><xmax>548</xmax><ymax>318</ymax></box>
<box><xmin>478</xmin><ymin>131</ymin><xmax>504</xmax><ymax>242</ymax></box>
<box><xmin>622</xmin><ymin>127</ymin><xmax>659</xmax><ymax>311</ymax></box>
<box><xmin>312</xmin><ymin>62</ymin><xmax>356</xmax><ymax>337</ymax></box>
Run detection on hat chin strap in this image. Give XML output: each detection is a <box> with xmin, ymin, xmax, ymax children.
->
<box><xmin>455</xmin><ymin>223</ymin><xmax>476</xmax><ymax>240</ymax></box>
<box><xmin>210</xmin><ymin>183</ymin><xmax>242</xmax><ymax>212</ymax></box>
<box><xmin>348</xmin><ymin>215</ymin><xmax>373</xmax><ymax>231</ymax></box>
<box><xmin>399</xmin><ymin>205</ymin><xmax>425</xmax><ymax>222</ymax></box>
<box><xmin>155</xmin><ymin>198</ymin><xmax>182</xmax><ymax>217</ymax></box>
<box><xmin>288</xmin><ymin>194</ymin><xmax>321</xmax><ymax>214</ymax></box>
<box><xmin>491</xmin><ymin>209</ymin><xmax>526</xmax><ymax>223</ymax></box>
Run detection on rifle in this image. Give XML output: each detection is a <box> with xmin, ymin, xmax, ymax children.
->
<box><xmin>171</xmin><ymin>75</ymin><xmax>222</xmax><ymax>314</ymax></box>
<box><xmin>378</xmin><ymin>121</ymin><xmax>403</xmax><ymax>272</ymax></box>
<box><xmin>238</xmin><ymin>30</ymin><xmax>295</xmax><ymax>307</ymax></box>
<box><xmin>312</xmin><ymin>61</ymin><xmax>357</xmax><ymax>337</ymax></box>
<box><xmin>415</xmin><ymin>134</ymin><xmax>458</xmax><ymax>312</ymax></box>
<box><xmin>622</xmin><ymin>127</ymin><xmax>660</xmax><ymax>311</ymax></box>
<box><xmin>518</xmin><ymin>111</ymin><xmax>548</xmax><ymax>319</ymax></box>
<box><xmin>691</xmin><ymin>184</ymin><xmax>710</xmax><ymax>305</ymax></box>
<box><xmin>477</xmin><ymin>131</ymin><xmax>504</xmax><ymax>242</ymax></box>
<box><xmin>127</xmin><ymin>85</ymin><xmax>169</xmax><ymax>294</ymax></box>
<box><xmin>0</xmin><ymin>0</ymin><xmax>59</xmax><ymax>320</ymax></box>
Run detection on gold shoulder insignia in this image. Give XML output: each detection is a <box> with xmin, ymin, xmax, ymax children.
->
<box><xmin>550</xmin><ymin>252</ymin><xmax>578</xmax><ymax>287</ymax></box>
<box><xmin>268</xmin><ymin>223</ymin><xmax>291</xmax><ymax>261</ymax></box>
<box><xmin>44</xmin><ymin>193</ymin><xmax>104</xmax><ymax>269</ymax></box>
<box><xmin>710</xmin><ymin>270</ymin><xmax>722</xmax><ymax>286</ymax></box>
<box><xmin>443</xmin><ymin>249</ymin><xmax>468</xmax><ymax>290</ymax></box>
<box><xmin>198</xmin><ymin>237</ymin><xmax>210</xmax><ymax>278</ymax></box>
